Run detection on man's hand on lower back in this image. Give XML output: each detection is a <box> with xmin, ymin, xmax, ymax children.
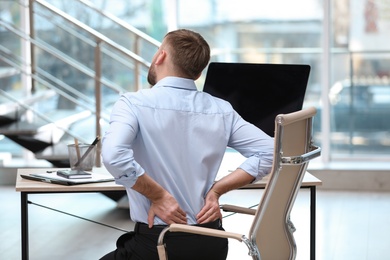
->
<box><xmin>132</xmin><ymin>173</ymin><xmax>187</xmax><ymax>227</ymax></box>
<box><xmin>196</xmin><ymin>189</ymin><xmax>222</xmax><ymax>224</ymax></box>
<box><xmin>147</xmin><ymin>191</ymin><xmax>187</xmax><ymax>228</ymax></box>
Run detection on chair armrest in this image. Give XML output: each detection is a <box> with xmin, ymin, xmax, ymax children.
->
<box><xmin>221</xmin><ymin>204</ymin><xmax>256</xmax><ymax>215</ymax></box>
<box><xmin>281</xmin><ymin>145</ymin><xmax>321</xmax><ymax>165</ymax></box>
<box><xmin>157</xmin><ymin>224</ymin><xmax>252</xmax><ymax>260</ymax></box>
<box><xmin>159</xmin><ymin>223</ymin><xmax>244</xmax><ymax>241</ymax></box>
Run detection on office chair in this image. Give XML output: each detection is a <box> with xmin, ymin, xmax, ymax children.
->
<box><xmin>157</xmin><ymin>107</ymin><xmax>321</xmax><ymax>260</ymax></box>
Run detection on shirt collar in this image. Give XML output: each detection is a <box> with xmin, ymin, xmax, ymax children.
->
<box><xmin>154</xmin><ymin>76</ymin><xmax>198</xmax><ymax>91</ymax></box>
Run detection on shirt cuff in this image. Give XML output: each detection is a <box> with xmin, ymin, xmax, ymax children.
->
<box><xmin>239</xmin><ymin>154</ymin><xmax>272</xmax><ymax>182</ymax></box>
<box><xmin>113</xmin><ymin>164</ymin><xmax>145</xmax><ymax>188</ymax></box>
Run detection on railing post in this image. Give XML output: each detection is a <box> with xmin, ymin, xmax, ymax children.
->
<box><xmin>321</xmin><ymin>0</ymin><xmax>331</xmax><ymax>163</ymax></box>
<box><xmin>28</xmin><ymin>0</ymin><xmax>35</xmax><ymax>93</ymax></box>
<box><xmin>94</xmin><ymin>40</ymin><xmax>102</xmax><ymax>167</ymax></box>
<box><xmin>134</xmin><ymin>35</ymin><xmax>141</xmax><ymax>91</ymax></box>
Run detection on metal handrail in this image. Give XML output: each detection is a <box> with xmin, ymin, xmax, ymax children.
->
<box><xmin>0</xmin><ymin>18</ymin><xmax>124</xmax><ymax>103</ymax></box>
<box><xmin>30</xmin><ymin>1</ymin><xmax>158</xmax><ymax>165</ymax></box>
<box><xmin>34</xmin><ymin>0</ymin><xmax>152</xmax><ymax>71</ymax></box>
<box><xmin>76</xmin><ymin>0</ymin><xmax>160</xmax><ymax>48</ymax></box>
<box><xmin>0</xmin><ymin>1</ymin><xmax>157</xmax><ymax>165</ymax></box>
<box><xmin>0</xmin><ymin>44</ymin><xmax>110</xmax><ymax>121</ymax></box>
<box><xmin>73</xmin><ymin>0</ymin><xmax>160</xmax><ymax>84</ymax></box>
<box><xmin>32</xmin><ymin>5</ymin><xmax>146</xmax><ymax>80</ymax></box>
<box><xmin>0</xmin><ymin>0</ymin><xmax>160</xmax><ymax>165</ymax></box>
<box><xmin>0</xmin><ymin>89</ymin><xmax>89</xmax><ymax>144</ymax></box>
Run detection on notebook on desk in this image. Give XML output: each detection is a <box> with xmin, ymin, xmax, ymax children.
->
<box><xmin>20</xmin><ymin>171</ymin><xmax>115</xmax><ymax>186</ymax></box>
<box><xmin>203</xmin><ymin>62</ymin><xmax>310</xmax><ymax>137</ymax></box>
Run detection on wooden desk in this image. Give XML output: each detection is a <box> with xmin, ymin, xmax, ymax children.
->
<box><xmin>16</xmin><ymin>168</ymin><xmax>321</xmax><ymax>260</ymax></box>
<box><xmin>16</xmin><ymin>167</ymin><xmax>123</xmax><ymax>260</ymax></box>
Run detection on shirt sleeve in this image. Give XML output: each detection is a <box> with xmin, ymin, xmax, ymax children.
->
<box><xmin>228</xmin><ymin>113</ymin><xmax>274</xmax><ymax>182</ymax></box>
<box><xmin>101</xmin><ymin>96</ymin><xmax>145</xmax><ymax>187</ymax></box>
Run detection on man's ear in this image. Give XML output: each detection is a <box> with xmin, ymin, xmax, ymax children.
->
<box><xmin>155</xmin><ymin>50</ymin><xmax>167</xmax><ymax>65</ymax></box>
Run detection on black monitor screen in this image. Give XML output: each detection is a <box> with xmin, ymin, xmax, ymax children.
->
<box><xmin>203</xmin><ymin>62</ymin><xmax>310</xmax><ymax>137</ymax></box>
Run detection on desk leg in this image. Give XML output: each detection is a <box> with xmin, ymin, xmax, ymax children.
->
<box><xmin>310</xmin><ymin>186</ymin><xmax>316</xmax><ymax>260</ymax></box>
<box><xmin>21</xmin><ymin>192</ymin><xmax>29</xmax><ymax>260</ymax></box>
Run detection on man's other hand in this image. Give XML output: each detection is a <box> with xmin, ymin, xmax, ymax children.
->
<box><xmin>196</xmin><ymin>189</ymin><xmax>222</xmax><ymax>224</ymax></box>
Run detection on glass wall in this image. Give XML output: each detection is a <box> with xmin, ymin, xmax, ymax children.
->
<box><xmin>328</xmin><ymin>0</ymin><xmax>390</xmax><ymax>160</ymax></box>
<box><xmin>172</xmin><ymin>0</ymin><xmax>390</xmax><ymax>161</ymax></box>
<box><xmin>1</xmin><ymin>0</ymin><xmax>390</xmax><ymax>163</ymax></box>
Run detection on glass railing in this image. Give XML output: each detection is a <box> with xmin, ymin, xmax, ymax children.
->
<box><xmin>0</xmin><ymin>0</ymin><xmax>159</xmax><ymax>164</ymax></box>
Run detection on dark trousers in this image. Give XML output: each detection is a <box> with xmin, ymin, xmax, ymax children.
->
<box><xmin>100</xmin><ymin>219</ymin><xmax>228</xmax><ymax>260</ymax></box>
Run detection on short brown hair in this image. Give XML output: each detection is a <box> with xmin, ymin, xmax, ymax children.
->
<box><xmin>164</xmin><ymin>29</ymin><xmax>210</xmax><ymax>79</ymax></box>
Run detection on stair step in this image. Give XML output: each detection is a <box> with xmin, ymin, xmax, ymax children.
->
<box><xmin>0</xmin><ymin>121</ymin><xmax>42</xmax><ymax>135</ymax></box>
<box><xmin>0</xmin><ymin>110</ymin><xmax>92</xmax><ymax>136</ymax></box>
<box><xmin>0</xmin><ymin>115</ymin><xmax>17</xmax><ymax>127</ymax></box>
<box><xmin>0</xmin><ymin>89</ymin><xmax>57</xmax><ymax>119</ymax></box>
<box><xmin>34</xmin><ymin>141</ymin><xmax>72</xmax><ymax>167</ymax></box>
<box><xmin>0</xmin><ymin>109</ymin><xmax>93</xmax><ymax>158</ymax></box>
<box><xmin>35</xmin><ymin>142</ymin><xmax>69</xmax><ymax>161</ymax></box>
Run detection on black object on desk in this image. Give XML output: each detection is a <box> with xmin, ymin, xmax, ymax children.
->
<box><xmin>203</xmin><ymin>62</ymin><xmax>310</xmax><ymax>137</ymax></box>
<box><xmin>57</xmin><ymin>169</ymin><xmax>92</xmax><ymax>179</ymax></box>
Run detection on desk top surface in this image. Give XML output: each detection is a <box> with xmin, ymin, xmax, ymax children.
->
<box><xmin>16</xmin><ymin>167</ymin><xmax>122</xmax><ymax>192</ymax></box>
<box><xmin>15</xmin><ymin>167</ymin><xmax>322</xmax><ymax>193</ymax></box>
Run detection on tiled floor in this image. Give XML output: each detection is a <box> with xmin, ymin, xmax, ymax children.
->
<box><xmin>1</xmin><ymin>184</ymin><xmax>390</xmax><ymax>260</ymax></box>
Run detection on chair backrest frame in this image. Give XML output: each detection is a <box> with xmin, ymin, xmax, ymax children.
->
<box><xmin>248</xmin><ymin>107</ymin><xmax>320</xmax><ymax>260</ymax></box>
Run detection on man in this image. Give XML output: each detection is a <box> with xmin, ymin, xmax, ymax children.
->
<box><xmin>101</xmin><ymin>29</ymin><xmax>274</xmax><ymax>260</ymax></box>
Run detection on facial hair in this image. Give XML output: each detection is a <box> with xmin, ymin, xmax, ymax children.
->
<box><xmin>147</xmin><ymin>63</ymin><xmax>157</xmax><ymax>86</ymax></box>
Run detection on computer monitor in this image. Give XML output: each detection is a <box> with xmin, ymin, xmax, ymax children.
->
<box><xmin>203</xmin><ymin>62</ymin><xmax>310</xmax><ymax>137</ymax></box>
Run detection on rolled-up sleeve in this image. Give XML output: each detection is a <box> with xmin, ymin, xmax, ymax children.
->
<box><xmin>102</xmin><ymin>97</ymin><xmax>145</xmax><ymax>187</ymax></box>
<box><xmin>238</xmin><ymin>151</ymin><xmax>274</xmax><ymax>182</ymax></box>
<box><xmin>228</xmin><ymin>114</ymin><xmax>274</xmax><ymax>182</ymax></box>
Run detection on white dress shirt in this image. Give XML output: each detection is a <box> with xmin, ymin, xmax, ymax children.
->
<box><xmin>102</xmin><ymin>76</ymin><xmax>274</xmax><ymax>225</ymax></box>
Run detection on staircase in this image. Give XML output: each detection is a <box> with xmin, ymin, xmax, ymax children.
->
<box><xmin>0</xmin><ymin>0</ymin><xmax>160</xmax><ymax>168</ymax></box>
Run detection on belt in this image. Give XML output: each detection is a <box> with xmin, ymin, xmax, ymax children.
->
<box><xmin>135</xmin><ymin>219</ymin><xmax>222</xmax><ymax>236</ymax></box>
